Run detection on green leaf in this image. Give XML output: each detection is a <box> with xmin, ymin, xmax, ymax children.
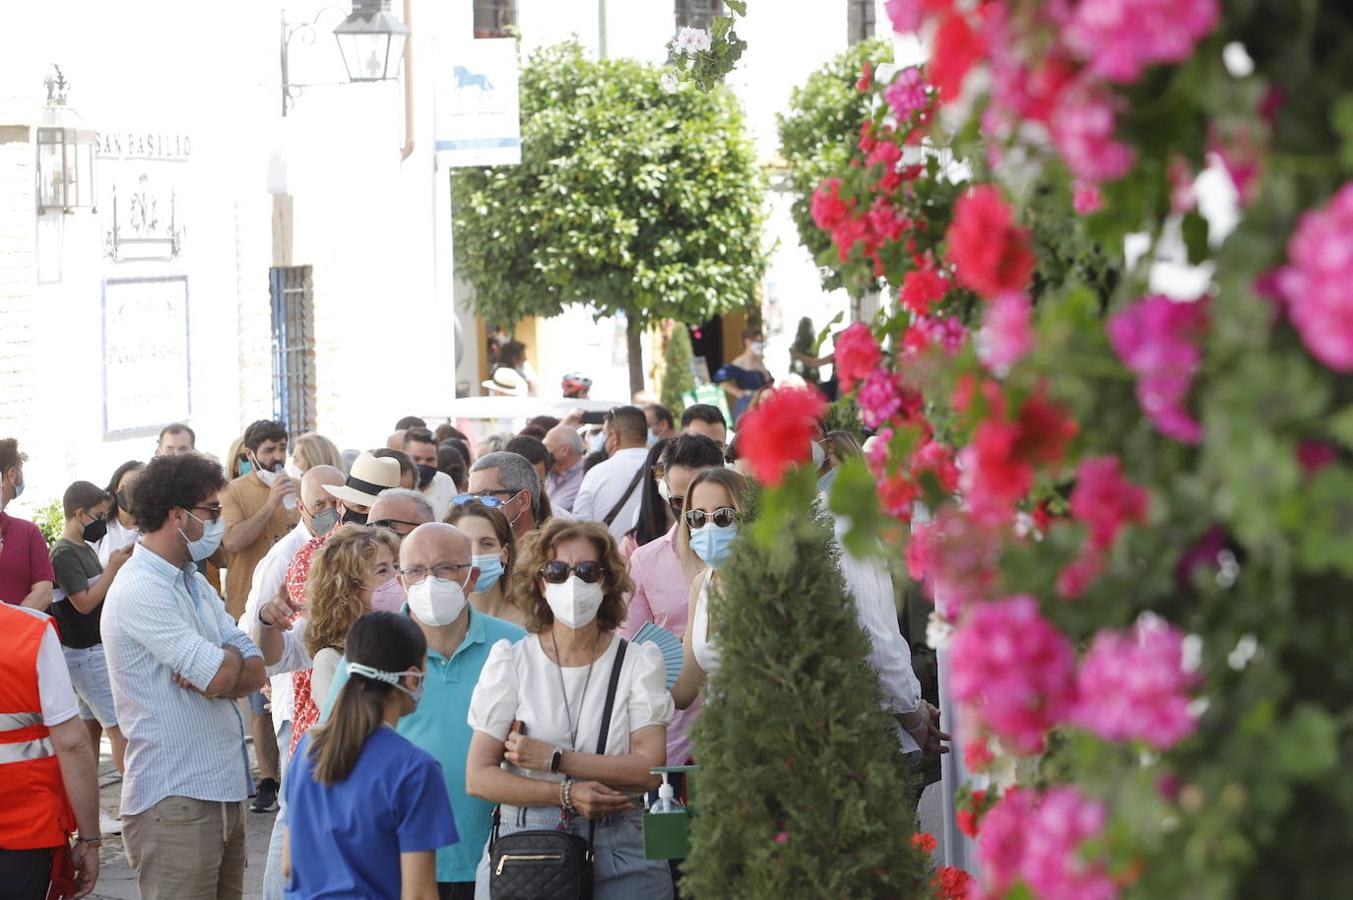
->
<box><xmin>725</xmin><ymin>0</ymin><xmax>747</xmax><ymax>15</ymax></box>
<box><xmin>1181</xmin><ymin>211</ymin><xmax>1211</xmax><ymax>265</ymax></box>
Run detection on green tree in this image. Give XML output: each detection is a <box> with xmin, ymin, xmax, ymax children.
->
<box><xmin>452</xmin><ymin>43</ymin><xmax>769</xmax><ymax>395</ymax></box>
<box><xmin>684</xmin><ymin>478</ymin><xmax>928</xmax><ymax>898</ymax></box>
<box><xmin>776</xmin><ymin>39</ymin><xmax>892</xmax><ymax>297</ymax></box>
<box><xmin>660</xmin><ymin>323</ymin><xmax>695</xmax><ymax>414</ymax></box>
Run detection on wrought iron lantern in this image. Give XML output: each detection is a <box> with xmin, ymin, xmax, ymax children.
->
<box><xmin>333</xmin><ymin>0</ymin><xmax>410</xmax><ymax>83</ymax></box>
<box><xmin>36</xmin><ymin>65</ymin><xmax>97</xmax><ymax>215</ymax></box>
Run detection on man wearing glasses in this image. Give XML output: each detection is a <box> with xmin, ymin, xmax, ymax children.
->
<box><xmin>318</xmin><ymin>523</ymin><xmax>525</xmax><ymax>899</ymax></box>
<box><xmin>101</xmin><ymin>453</ymin><xmax>267</xmax><ymax>900</ymax></box>
<box><xmin>466</xmin><ymin>451</ymin><xmax>545</xmax><ymax>542</ymax></box>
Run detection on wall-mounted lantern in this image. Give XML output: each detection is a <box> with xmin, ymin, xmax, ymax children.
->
<box><xmin>36</xmin><ymin>65</ymin><xmax>98</xmax><ymax>215</ymax></box>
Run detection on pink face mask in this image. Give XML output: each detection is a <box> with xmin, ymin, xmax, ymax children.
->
<box><xmin>367</xmin><ymin>577</ymin><xmax>407</xmax><ymax>613</ymax></box>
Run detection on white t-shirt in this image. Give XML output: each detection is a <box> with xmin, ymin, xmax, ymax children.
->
<box><xmin>239</xmin><ymin>520</ymin><xmax>313</xmax><ymax>729</ymax></box>
<box><xmin>12</xmin><ymin>606</ymin><xmax>81</xmax><ymax>726</ymax></box>
<box><xmin>421</xmin><ymin>471</ymin><xmax>457</xmax><ymax>523</ymax></box>
<box><xmin>572</xmin><ymin>448</ymin><xmax>649</xmax><ymax>542</ymax></box>
<box><xmin>468</xmin><ymin>633</ymin><xmax>673</xmax><ymax>781</ymax></box>
<box><xmin>95</xmin><ymin>517</ymin><xmax>140</xmax><ymax>568</ymax></box>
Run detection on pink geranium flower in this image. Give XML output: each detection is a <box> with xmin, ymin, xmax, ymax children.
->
<box><xmin>1275</xmin><ymin>181</ymin><xmax>1353</xmax><ymax>371</ymax></box>
<box><xmin>1073</xmin><ymin>617</ymin><xmax>1200</xmax><ymax>749</ymax></box>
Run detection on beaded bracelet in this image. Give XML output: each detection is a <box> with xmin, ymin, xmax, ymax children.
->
<box><xmin>561</xmin><ymin>778</ymin><xmax>577</xmax><ymax>815</ymax></box>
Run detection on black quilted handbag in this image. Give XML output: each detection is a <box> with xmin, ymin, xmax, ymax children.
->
<box><xmin>489</xmin><ymin>640</ymin><xmax>628</xmax><ymax>900</ymax></box>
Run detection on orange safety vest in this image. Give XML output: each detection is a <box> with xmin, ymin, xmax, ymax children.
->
<box><xmin>0</xmin><ymin>604</ymin><xmax>76</xmax><ymax>850</ymax></box>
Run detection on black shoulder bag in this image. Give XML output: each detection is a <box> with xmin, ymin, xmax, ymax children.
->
<box><xmin>489</xmin><ymin>639</ymin><xmax>629</xmax><ymax>900</ymax></box>
<box><xmin>602</xmin><ymin>467</ymin><xmax>646</xmax><ymax>528</ymax></box>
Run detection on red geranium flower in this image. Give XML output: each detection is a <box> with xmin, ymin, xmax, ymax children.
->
<box><xmin>946</xmin><ymin>185</ymin><xmax>1036</xmax><ymax>298</ymax></box>
<box><xmin>911</xmin><ymin>832</ymin><xmax>939</xmax><ymax>853</ymax></box>
<box><xmin>832</xmin><ymin>322</ymin><xmax>882</xmax><ymax>392</ymax></box>
<box><xmin>737</xmin><ymin>388</ymin><xmax>828</xmax><ymax>486</ymax></box>
<box><xmin>930</xmin><ymin>9</ymin><xmax>985</xmax><ymax>104</ymax></box>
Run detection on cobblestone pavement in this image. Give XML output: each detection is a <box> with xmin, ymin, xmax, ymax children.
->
<box><xmin>89</xmin><ymin>735</ymin><xmax>274</xmax><ymax>900</ymax></box>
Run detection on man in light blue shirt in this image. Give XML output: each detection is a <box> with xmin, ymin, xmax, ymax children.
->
<box><xmin>322</xmin><ymin>522</ymin><xmax>524</xmax><ymax>897</ymax></box>
<box><xmin>101</xmin><ymin>453</ymin><xmax>266</xmax><ymax>900</ymax></box>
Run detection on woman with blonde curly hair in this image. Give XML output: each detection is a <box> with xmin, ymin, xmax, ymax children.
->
<box><xmin>289</xmin><ymin>524</ymin><xmax>401</xmax><ymax>756</ymax></box>
<box><xmin>466</xmin><ymin>519</ymin><xmax>674</xmax><ymax>898</ymax></box>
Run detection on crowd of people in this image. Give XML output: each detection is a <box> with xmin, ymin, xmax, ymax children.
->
<box><xmin>0</xmin><ymin>397</ymin><xmax>944</xmax><ymax>900</ymax></box>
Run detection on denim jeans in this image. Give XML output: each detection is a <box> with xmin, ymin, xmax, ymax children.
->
<box><xmin>475</xmin><ymin>804</ymin><xmax>672</xmax><ymax>900</ymax></box>
<box><xmin>262</xmin><ymin>721</ymin><xmax>292</xmax><ymax>900</ymax></box>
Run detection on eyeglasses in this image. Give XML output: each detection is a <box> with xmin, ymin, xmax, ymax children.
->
<box><xmin>399</xmin><ymin>563</ymin><xmax>471</xmax><ymax>585</ymax></box>
<box><xmin>667</xmin><ymin>496</ymin><xmax>685</xmax><ymax>516</ymax></box>
<box><xmin>191</xmin><ymin>504</ymin><xmax>224</xmax><ymax>522</ymax></box>
<box><xmin>370</xmin><ymin>518</ymin><xmax>423</xmax><ymax>536</ymax></box>
<box><xmin>81</xmin><ymin>511</ymin><xmax>108</xmax><ymax>524</ymax></box>
<box><xmin>452</xmin><ymin>491</ymin><xmax>514</xmax><ymax>508</ymax></box>
<box><xmin>539</xmin><ymin>560</ymin><xmax>605</xmax><ymax>584</ymax></box>
<box><xmin>684</xmin><ymin>507</ymin><xmax>738</xmax><ymax>530</ymax></box>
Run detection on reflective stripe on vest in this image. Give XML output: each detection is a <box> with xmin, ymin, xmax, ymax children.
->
<box><xmin>0</xmin><ymin>735</ymin><xmax>54</xmax><ymax>764</ymax></box>
<box><xmin>0</xmin><ymin>711</ymin><xmax>42</xmax><ymax>729</ymax></box>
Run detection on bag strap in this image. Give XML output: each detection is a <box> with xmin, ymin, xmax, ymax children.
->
<box><xmin>490</xmin><ymin>639</ymin><xmax>630</xmax><ymax>853</ymax></box>
<box><xmin>602</xmin><ymin>466</ymin><xmax>646</xmax><ymax>527</ymax></box>
<box><xmin>586</xmin><ymin>637</ymin><xmax>628</xmax><ymax>848</ymax></box>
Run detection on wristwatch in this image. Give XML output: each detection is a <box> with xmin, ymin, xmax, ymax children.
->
<box><xmin>549</xmin><ymin>748</ymin><xmax>564</xmax><ymax>773</ymax></box>
<box><xmin>75</xmin><ymin>834</ymin><xmax>102</xmax><ymax>849</ymax></box>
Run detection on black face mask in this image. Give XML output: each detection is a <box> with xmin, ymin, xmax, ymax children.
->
<box><xmin>416</xmin><ymin>464</ymin><xmax>438</xmax><ymax>490</ymax></box>
<box><xmin>342</xmin><ymin>508</ymin><xmax>369</xmax><ymax>525</ymax></box>
<box><xmin>82</xmin><ymin>516</ymin><xmax>108</xmax><ymax>545</ymax></box>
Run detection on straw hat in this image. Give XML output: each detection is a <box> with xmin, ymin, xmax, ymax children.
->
<box><xmin>322</xmin><ymin>451</ymin><xmax>401</xmax><ymax>507</ymax></box>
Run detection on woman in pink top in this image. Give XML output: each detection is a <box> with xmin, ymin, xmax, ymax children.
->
<box><xmin>620</xmin><ymin>434</ymin><xmax>726</xmax><ymax>765</ymax></box>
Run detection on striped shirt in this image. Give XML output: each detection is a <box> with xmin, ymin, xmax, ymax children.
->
<box><xmin>101</xmin><ymin>542</ymin><xmax>262</xmax><ymax>816</ymax></box>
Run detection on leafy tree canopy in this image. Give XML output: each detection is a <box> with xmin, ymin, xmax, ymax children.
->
<box><xmin>452</xmin><ymin>43</ymin><xmax>770</xmax><ymax>339</ymax></box>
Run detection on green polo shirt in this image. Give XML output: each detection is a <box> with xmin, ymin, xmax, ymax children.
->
<box><xmin>322</xmin><ymin>606</ymin><xmax>526</xmax><ymax>883</ymax></box>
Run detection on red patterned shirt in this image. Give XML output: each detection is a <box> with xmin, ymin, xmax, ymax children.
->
<box><xmin>287</xmin><ymin>530</ymin><xmax>332</xmax><ymax>758</ymax></box>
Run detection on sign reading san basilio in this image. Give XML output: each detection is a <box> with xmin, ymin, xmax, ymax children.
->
<box><xmin>96</xmin><ymin>131</ymin><xmax>191</xmax><ymax>161</ymax></box>
<box><xmin>98</xmin><ymin>130</ymin><xmax>190</xmax><ymax>261</ymax></box>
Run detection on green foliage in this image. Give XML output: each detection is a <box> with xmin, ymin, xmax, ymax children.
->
<box><xmin>452</xmin><ymin>42</ymin><xmax>769</xmax><ymax>359</ymax></box>
<box><xmin>32</xmin><ymin>499</ymin><xmax>63</xmax><ymax>549</ymax></box>
<box><xmin>820</xmin><ymin>394</ymin><xmax>863</xmax><ymax>442</ymax></box>
<box><xmin>776</xmin><ymin>39</ymin><xmax>893</xmax><ymax>296</ymax></box>
<box><xmin>660</xmin><ymin>323</ymin><xmax>696</xmax><ymax>414</ymax></box>
<box><xmin>685</xmin><ymin>474</ymin><xmax>927</xmax><ymax>898</ymax></box>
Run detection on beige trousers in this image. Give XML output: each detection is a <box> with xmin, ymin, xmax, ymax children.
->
<box><xmin>123</xmin><ymin>797</ymin><xmax>247</xmax><ymax>900</ymax></box>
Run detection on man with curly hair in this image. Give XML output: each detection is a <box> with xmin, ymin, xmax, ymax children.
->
<box><xmin>101</xmin><ymin>453</ymin><xmax>267</xmax><ymax>900</ymax></box>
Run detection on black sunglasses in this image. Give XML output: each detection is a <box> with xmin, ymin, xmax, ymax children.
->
<box><xmin>370</xmin><ymin>518</ymin><xmax>423</xmax><ymax>536</ymax></box>
<box><xmin>539</xmin><ymin>560</ymin><xmax>606</xmax><ymax>585</ymax></box>
<box><xmin>684</xmin><ymin>507</ymin><xmax>738</xmax><ymax>530</ymax></box>
<box><xmin>667</xmin><ymin>495</ymin><xmax>685</xmax><ymax>516</ymax></box>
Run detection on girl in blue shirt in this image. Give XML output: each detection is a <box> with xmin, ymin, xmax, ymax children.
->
<box><xmin>284</xmin><ymin>612</ymin><xmax>458</xmax><ymax>900</ymax></box>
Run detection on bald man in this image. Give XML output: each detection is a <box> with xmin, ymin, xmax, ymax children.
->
<box><xmin>318</xmin><ymin>523</ymin><xmax>525</xmax><ymax>894</ymax></box>
<box><xmin>386</xmin><ymin>429</ymin><xmax>407</xmax><ymax>450</ymax></box>
<box><xmin>542</xmin><ymin>424</ymin><xmax>587</xmax><ymax>513</ymax></box>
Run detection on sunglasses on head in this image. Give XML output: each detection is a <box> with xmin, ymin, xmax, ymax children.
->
<box><xmin>684</xmin><ymin>507</ymin><xmax>738</xmax><ymax>530</ymax></box>
<box><xmin>539</xmin><ymin>560</ymin><xmax>605</xmax><ymax>584</ymax></box>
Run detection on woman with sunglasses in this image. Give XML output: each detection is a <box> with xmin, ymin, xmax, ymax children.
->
<box><xmin>288</xmin><ymin>524</ymin><xmax>401</xmax><ymax>758</ymax></box>
<box><xmin>620</xmin><ymin>435</ymin><xmax>726</xmax><ymax>767</ymax></box>
<box><xmin>466</xmin><ymin>519</ymin><xmax>674</xmax><ymax>899</ymax></box>
<box><xmin>671</xmin><ymin>468</ymin><xmax>751</xmax><ymax>710</ymax></box>
<box><xmin>283</xmin><ymin>611</ymin><xmax>456</xmax><ymax>900</ymax></box>
<box><xmin>445</xmin><ymin>500</ymin><xmax>525</xmax><ymax>627</ymax></box>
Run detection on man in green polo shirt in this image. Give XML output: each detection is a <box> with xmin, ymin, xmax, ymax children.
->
<box><xmin>321</xmin><ymin>523</ymin><xmax>524</xmax><ymax>899</ymax></box>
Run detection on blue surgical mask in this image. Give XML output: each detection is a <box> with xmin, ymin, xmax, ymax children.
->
<box><xmin>180</xmin><ymin>510</ymin><xmax>225</xmax><ymax>561</ymax></box>
<box><xmin>647</xmin><ymin>429</ymin><xmax>657</xmax><ymax>447</ymax></box>
<box><xmin>239</xmin><ymin>460</ymin><xmax>253</xmax><ymax>476</ymax></box>
<box><xmin>589</xmin><ymin>432</ymin><xmax>606</xmax><ymax>455</ymax></box>
<box><xmin>473</xmin><ymin>552</ymin><xmax>505</xmax><ymax>592</ymax></box>
<box><xmin>689</xmin><ymin>523</ymin><xmax>738</xmax><ymax>569</ymax></box>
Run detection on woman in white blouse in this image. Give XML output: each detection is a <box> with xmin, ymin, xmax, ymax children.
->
<box><xmin>467</xmin><ymin>519</ymin><xmax>674</xmax><ymax>899</ymax></box>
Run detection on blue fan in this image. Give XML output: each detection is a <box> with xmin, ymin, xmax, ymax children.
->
<box><xmin>633</xmin><ymin>623</ymin><xmax>684</xmax><ymax>690</ymax></box>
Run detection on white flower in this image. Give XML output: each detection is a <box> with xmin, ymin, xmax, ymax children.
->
<box><xmin>660</xmin><ymin>71</ymin><xmax>679</xmax><ymax>94</ymax></box>
<box><xmin>1227</xmin><ymin>633</ymin><xmax>1258</xmax><ymax>671</ymax></box>
<box><xmin>673</xmin><ymin>26</ymin><xmax>713</xmax><ymax>56</ymax></box>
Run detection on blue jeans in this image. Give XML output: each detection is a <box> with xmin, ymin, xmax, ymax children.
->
<box><xmin>475</xmin><ymin>804</ymin><xmax>672</xmax><ymax>900</ymax></box>
<box><xmin>263</xmin><ymin>721</ymin><xmax>292</xmax><ymax>900</ymax></box>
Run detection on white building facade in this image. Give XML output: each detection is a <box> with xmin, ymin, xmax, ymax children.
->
<box><xmin>0</xmin><ymin>0</ymin><xmax>883</xmax><ymax>506</ymax></box>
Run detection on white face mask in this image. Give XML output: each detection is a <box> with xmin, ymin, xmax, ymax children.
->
<box><xmin>544</xmin><ymin>576</ymin><xmax>604</xmax><ymax>629</ymax></box>
<box><xmin>811</xmin><ymin>441</ymin><xmax>827</xmax><ymax>471</ymax></box>
<box><xmin>406</xmin><ymin>575</ymin><xmax>469</xmax><ymax>627</ymax></box>
<box><xmin>657</xmin><ymin>479</ymin><xmax>671</xmax><ymax>501</ymax></box>
<box><xmin>750</xmin><ymin>341</ymin><xmax>765</xmax><ymax>355</ymax></box>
